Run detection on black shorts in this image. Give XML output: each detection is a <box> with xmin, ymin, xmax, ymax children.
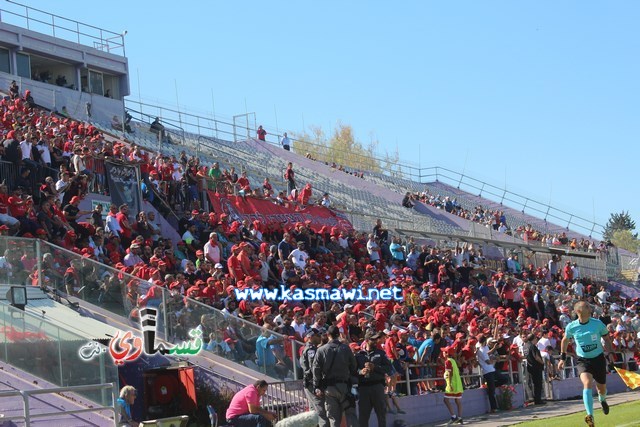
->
<box><xmin>576</xmin><ymin>353</ymin><xmax>607</xmax><ymax>384</ymax></box>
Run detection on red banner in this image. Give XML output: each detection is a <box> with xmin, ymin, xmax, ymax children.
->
<box><xmin>207</xmin><ymin>192</ymin><xmax>353</xmax><ymax>233</ymax></box>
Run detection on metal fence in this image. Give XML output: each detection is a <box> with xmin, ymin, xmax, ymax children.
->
<box><xmin>0</xmin><ymin>383</ymin><xmax>118</xmax><ymax>426</ymax></box>
<box><xmin>0</xmin><ymin>0</ymin><xmax>126</xmax><ymax>55</ymax></box>
<box><xmin>22</xmin><ymin>237</ymin><xmax>305</xmax><ymax>382</ymax></box>
<box><xmin>0</xmin><ymin>297</ymin><xmax>118</xmax><ymax>406</ymax></box>
<box><xmin>264</xmin><ymin>380</ymin><xmax>308</xmax><ymax>419</ymax></box>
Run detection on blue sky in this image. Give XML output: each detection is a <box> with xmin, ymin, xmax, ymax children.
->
<box><xmin>20</xmin><ymin>1</ymin><xmax>640</xmax><ymax>235</ymax></box>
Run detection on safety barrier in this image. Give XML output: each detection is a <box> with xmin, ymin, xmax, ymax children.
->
<box><xmin>0</xmin><ymin>383</ymin><xmax>118</xmax><ymax>426</ymax></box>
<box><xmin>401</xmin><ymin>355</ymin><xmax>520</xmax><ymax>397</ymax></box>
<box><xmin>264</xmin><ymin>380</ymin><xmax>308</xmax><ymax>419</ymax></box>
<box><xmin>0</xmin><ymin>0</ymin><xmax>125</xmax><ymax>55</ymax></box>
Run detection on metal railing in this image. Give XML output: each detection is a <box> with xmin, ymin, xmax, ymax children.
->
<box><xmin>401</xmin><ymin>354</ymin><xmax>519</xmax><ymax>397</ymax></box>
<box><xmin>23</xmin><ymin>85</ymin><xmax>610</xmax><ymax>266</ymax></box>
<box><xmin>0</xmin><ymin>74</ymin><xmax>58</xmax><ymax>109</ymax></box>
<box><xmin>9</xmin><ymin>237</ymin><xmax>305</xmax><ymax>382</ymax></box>
<box><xmin>125</xmin><ymin>107</ymin><xmax>186</xmax><ymax>147</ymax></box>
<box><xmin>419</xmin><ymin>167</ymin><xmax>605</xmax><ymax>239</ymax></box>
<box><xmin>121</xmin><ymin>97</ymin><xmax>607</xmax><ymax>242</ymax></box>
<box><xmin>263</xmin><ymin>380</ymin><xmax>307</xmax><ymax>419</ymax></box>
<box><xmin>0</xmin><ymin>383</ymin><xmax>118</xmax><ymax>426</ymax></box>
<box><xmin>0</xmin><ymin>297</ymin><xmax>118</xmax><ymax>406</ymax></box>
<box><xmin>0</xmin><ymin>0</ymin><xmax>126</xmax><ymax>55</ymax></box>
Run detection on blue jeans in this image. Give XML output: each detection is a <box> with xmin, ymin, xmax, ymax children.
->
<box><xmin>227</xmin><ymin>413</ymin><xmax>273</xmax><ymax>427</ymax></box>
<box><xmin>189</xmin><ymin>184</ymin><xmax>198</xmax><ymax>201</ymax></box>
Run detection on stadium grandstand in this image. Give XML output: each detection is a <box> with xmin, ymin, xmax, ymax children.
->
<box><xmin>0</xmin><ymin>2</ymin><xmax>638</xmax><ymax>427</ymax></box>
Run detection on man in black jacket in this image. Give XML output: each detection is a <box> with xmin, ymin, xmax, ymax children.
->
<box><xmin>300</xmin><ymin>328</ymin><xmax>328</xmax><ymax>427</ymax></box>
<box><xmin>2</xmin><ymin>131</ymin><xmax>21</xmax><ymax>166</ymax></box>
<box><xmin>312</xmin><ymin>325</ymin><xmax>358</xmax><ymax>427</ymax></box>
<box><xmin>526</xmin><ymin>334</ymin><xmax>546</xmax><ymax>405</ymax></box>
<box><xmin>356</xmin><ymin>330</ymin><xmax>392</xmax><ymax>427</ymax></box>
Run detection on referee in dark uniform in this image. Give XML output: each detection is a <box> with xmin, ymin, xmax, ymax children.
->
<box><xmin>558</xmin><ymin>301</ymin><xmax>615</xmax><ymax>427</ymax></box>
<box><xmin>356</xmin><ymin>330</ymin><xmax>392</xmax><ymax>427</ymax></box>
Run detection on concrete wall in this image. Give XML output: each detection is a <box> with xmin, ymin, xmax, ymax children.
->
<box><xmin>0</xmin><ymin>20</ymin><xmax>129</xmax><ymax>123</ymax></box>
<box><xmin>0</xmin><ymin>22</ymin><xmax>128</xmax><ymax>76</ymax></box>
<box><xmin>369</xmin><ymin>385</ymin><xmax>525</xmax><ymax>427</ymax></box>
<box><xmin>0</xmin><ymin>71</ymin><xmax>125</xmax><ymax>124</ymax></box>
<box><xmin>550</xmin><ymin>374</ymin><xmax>628</xmax><ymax>401</ymax></box>
<box><xmin>0</xmin><ymin>360</ymin><xmax>114</xmax><ymax>426</ymax></box>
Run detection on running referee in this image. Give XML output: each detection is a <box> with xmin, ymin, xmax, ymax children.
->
<box><xmin>557</xmin><ymin>301</ymin><xmax>615</xmax><ymax>427</ymax></box>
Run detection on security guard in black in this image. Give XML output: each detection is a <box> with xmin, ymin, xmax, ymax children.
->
<box><xmin>356</xmin><ymin>330</ymin><xmax>392</xmax><ymax>427</ymax></box>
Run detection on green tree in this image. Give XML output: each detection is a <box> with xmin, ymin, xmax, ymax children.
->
<box><xmin>289</xmin><ymin>122</ymin><xmax>402</xmax><ymax>176</ymax></box>
<box><xmin>291</xmin><ymin>123</ymin><xmax>387</xmax><ymax>173</ymax></box>
<box><xmin>611</xmin><ymin>229</ymin><xmax>640</xmax><ymax>254</ymax></box>
<box><xmin>326</xmin><ymin>123</ymin><xmax>376</xmax><ymax>172</ymax></box>
<box><xmin>291</xmin><ymin>126</ymin><xmax>327</xmax><ymax>160</ymax></box>
<box><xmin>603</xmin><ymin>211</ymin><xmax>637</xmax><ymax>241</ymax></box>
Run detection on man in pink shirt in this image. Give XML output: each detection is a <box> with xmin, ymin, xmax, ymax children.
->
<box><xmin>225</xmin><ymin>380</ymin><xmax>277</xmax><ymax>427</ymax></box>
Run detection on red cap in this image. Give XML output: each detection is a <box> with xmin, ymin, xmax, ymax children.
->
<box><xmin>70</xmin><ymin>196</ymin><xmax>82</xmax><ymax>204</ymax></box>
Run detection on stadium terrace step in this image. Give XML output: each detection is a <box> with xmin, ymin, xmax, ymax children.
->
<box><xmin>86</xmin><ymin>119</ymin><xmax>612</xmax><ymax>282</ymax></box>
<box><xmin>425</xmin><ymin>181</ymin><xmax>595</xmax><ymax>243</ymax></box>
<box><xmin>0</xmin><ymin>361</ymin><xmax>115</xmax><ymax>426</ymax></box>
<box><xmin>620</xmin><ymin>270</ymin><xmax>638</xmax><ymax>282</ymax></box>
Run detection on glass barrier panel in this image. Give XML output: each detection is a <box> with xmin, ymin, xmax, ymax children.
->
<box><xmin>0</xmin><ymin>303</ymin><xmax>117</xmax><ymax>406</ymax></box>
<box><xmin>32</xmin><ymin>238</ymin><xmax>305</xmax><ymax>380</ymax></box>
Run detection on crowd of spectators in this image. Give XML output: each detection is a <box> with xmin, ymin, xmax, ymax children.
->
<box><xmin>0</xmin><ymin>85</ymin><xmax>637</xmax><ymax>397</ymax></box>
<box><xmin>404</xmin><ymin>189</ymin><xmax>612</xmax><ymax>254</ymax></box>
<box><xmin>0</xmin><ymin>86</ymin><xmax>328</xmax><ymax>243</ymax></box>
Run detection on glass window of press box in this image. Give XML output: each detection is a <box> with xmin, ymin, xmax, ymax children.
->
<box><xmin>0</xmin><ymin>48</ymin><xmax>10</xmax><ymax>74</ymax></box>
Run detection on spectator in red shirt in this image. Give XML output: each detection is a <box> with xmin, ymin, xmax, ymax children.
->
<box><xmin>284</xmin><ymin>162</ymin><xmax>296</xmax><ymax>196</ymax></box>
<box><xmin>563</xmin><ymin>261</ymin><xmax>573</xmax><ymax>282</ymax></box>
<box><xmin>236</xmin><ymin>171</ymin><xmax>251</xmax><ymax>199</ymax></box>
<box><xmin>0</xmin><ymin>183</ymin><xmax>19</xmax><ymax>233</ymax></box>
<box><xmin>8</xmin><ymin>189</ymin><xmax>30</xmax><ymax>219</ymax></box>
<box><xmin>299</xmin><ymin>183</ymin><xmax>313</xmax><ymax>206</ymax></box>
<box><xmin>227</xmin><ymin>246</ymin><xmax>246</xmax><ymax>281</ymax></box>
<box><xmin>116</xmin><ymin>204</ymin><xmax>133</xmax><ymax>248</ymax></box>
<box><xmin>521</xmin><ymin>283</ymin><xmax>536</xmax><ymax>319</ymax></box>
<box><xmin>256</xmin><ymin>125</ymin><xmax>267</xmax><ymax>141</ymax></box>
